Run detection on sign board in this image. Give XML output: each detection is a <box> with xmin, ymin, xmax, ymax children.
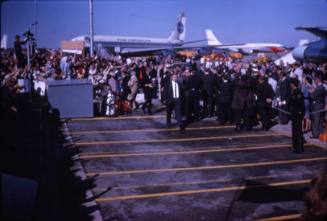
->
<box><xmin>61</xmin><ymin>40</ymin><xmax>84</xmax><ymax>50</ymax></box>
<box><xmin>47</xmin><ymin>79</ymin><xmax>93</xmax><ymax>118</ymax></box>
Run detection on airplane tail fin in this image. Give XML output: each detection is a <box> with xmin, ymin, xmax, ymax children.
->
<box><xmin>1</xmin><ymin>35</ymin><xmax>8</xmax><ymax>49</ymax></box>
<box><xmin>168</xmin><ymin>12</ymin><xmax>186</xmax><ymax>43</ymax></box>
<box><xmin>206</xmin><ymin>29</ymin><xmax>222</xmax><ymax>46</ymax></box>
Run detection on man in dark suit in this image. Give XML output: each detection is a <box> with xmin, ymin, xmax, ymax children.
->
<box><xmin>231</xmin><ymin>72</ymin><xmax>254</xmax><ymax>131</ymax></box>
<box><xmin>255</xmin><ymin>75</ymin><xmax>276</xmax><ymax>130</ymax></box>
<box><xmin>164</xmin><ymin>73</ymin><xmax>184</xmax><ymax>130</ymax></box>
<box><xmin>217</xmin><ymin>74</ymin><xmax>233</xmax><ymax>125</ymax></box>
<box><xmin>276</xmin><ymin>71</ymin><xmax>291</xmax><ymax>124</ymax></box>
<box><xmin>289</xmin><ymin>78</ymin><xmax>305</xmax><ymax>153</ymax></box>
<box><xmin>309</xmin><ymin>74</ymin><xmax>326</xmax><ymax>138</ymax></box>
<box><xmin>141</xmin><ymin>68</ymin><xmax>153</xmax><ymax>115</ymax></box>
<box><xmin>14</xmin><ymin>35</ymin><xmax>27</xmax><ymax>68</ymax></box>
<box><xmin>201</xmin><ymin>68</ymin><xmax>216</xmax><ymax>117</ymax></box>
<box><xmin>184</xmin><ymin>67</ymin><xmax>202</xmax><ymax>122</ymax></box>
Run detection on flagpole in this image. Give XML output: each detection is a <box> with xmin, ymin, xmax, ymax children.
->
<box><xmin>89</xmin><ymin>0</ymin><xmax>94</xmax><ymax>57</ymax></box>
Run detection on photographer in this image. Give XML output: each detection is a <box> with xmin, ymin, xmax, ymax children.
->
<box><xmin>14</xmin><ymin>34</ymin><xmax>27</xmax><ymax>68</ymax></box>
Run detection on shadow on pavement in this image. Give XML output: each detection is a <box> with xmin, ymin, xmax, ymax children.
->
<box><xmin>223</xmin><ymin>179</ymin><xmax>308</xmax><ymax>221</ymax></box>
<box><xmin>0</xmin><ymin>92</ymin><xmax>106</xmax><ymax>221</ymax></box>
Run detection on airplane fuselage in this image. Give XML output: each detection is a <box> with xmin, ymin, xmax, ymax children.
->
<box><xmin>220</xmin><ymin>43</ymin><xmax>284</xmax><ymax>53</ymax></box>
<box><xmin>72</xmin><ymin>35</ymin><xmax>184</xmax><ymax>49</ymax></box>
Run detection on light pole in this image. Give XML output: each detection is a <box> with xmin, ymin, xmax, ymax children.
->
<box><xmin>89</xmin><ymin>0</ymin><xmax>94</xmax><ymax>57</ymax></box>
<box><xmin>25</xmin><ymin>30</ymin><xmax>34</xmax><ymax>71</ymax></box>
<box><xmin>33</xmin><ymin>0</ymin><xmax>38</xmax><ymax>46</ymax></box>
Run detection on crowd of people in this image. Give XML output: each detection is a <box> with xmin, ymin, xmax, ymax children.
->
<box><xmin>1</xmin><ymin>38</ymin><xmax>327</xmax><ymax>142</ymax></box>
<box><xmin>1</xmin><ymin>35</ymin><xmax>327</xmax><ymax>220</ymax></box>
<box><xmin>160</xmin><ymin>60</ymin><xmax>327</xmax><ymax>151</ymax></box>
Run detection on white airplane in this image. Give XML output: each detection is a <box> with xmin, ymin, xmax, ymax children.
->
<box><xmin>205</xmin><ymin>29</ymin><xmax>286</xmax><ymax>54</ymax></box>
<box><xmin>72</xmin><ymin>13</ymin><xmax>192</xmax><ymax>56</ymax></box>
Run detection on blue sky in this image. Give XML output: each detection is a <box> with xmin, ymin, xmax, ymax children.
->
<box><xmin>1</xmin><ymin>0</ymin><xmax>327</xmax><ymax>48</ymax></box>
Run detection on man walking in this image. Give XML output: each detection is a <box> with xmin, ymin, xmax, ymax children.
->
<box><xmin>217</xmin><ymin>75</ymin><xmax>233</xmax><ymax>125</ymax></box>
<box><xmin>255</xmin><ymin>75</ymin><xmax>276</xmax><ymax>130</ymax></box>
<box><xmin>289</xmin><ymin>78</ymin><xmax>305</xmax><ymax>153</ymax></box>
<box><xmin>201</xmin><ymin>68</ymin><xmax>216</xmax><ymax>117</ymax></box>
<box><xmin>164</xmin><ymin>73</ymin><xmax>185</xmax><ymax>130</ymax></box>
<box><xmin>141</xmin><ymin>68</ymin><xmax>154</xmax><ymax>115</ymax></box>
<box><xmin>184</xmin><ymin>67</ymin><xmax>202</xmax><ymax>122</ymax></box>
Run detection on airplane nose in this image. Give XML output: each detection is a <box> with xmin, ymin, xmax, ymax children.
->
<box><xmin>292</xmin><ymin>45</ymin><xmax>308</xmax><ymax>61</ymax></box>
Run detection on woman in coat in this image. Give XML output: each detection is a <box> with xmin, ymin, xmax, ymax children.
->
<box><xmin>127</xmin><ymin>71</ymin><xmax>139</xmax><ymax>109</ymax></box>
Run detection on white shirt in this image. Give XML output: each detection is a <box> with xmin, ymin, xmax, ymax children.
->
<box><xmin>294</xmin><ymin>67</ymin><xmax>303</xmax><ymax>81</ymax></box>
<box><xmin>268</xmin><ymin>77</ymin><xmax>277</xmax><ymax>92</ymax></box>
<box><xmin>172</xmin><ymin>81</ymin><xmax>179</xmax><ymax>99</ymax></box>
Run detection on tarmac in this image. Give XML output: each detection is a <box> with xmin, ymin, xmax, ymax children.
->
<box><xmin>66</xmin><ymin>106</ymin><xmax>327</xmax><ymax>221</ymax></box>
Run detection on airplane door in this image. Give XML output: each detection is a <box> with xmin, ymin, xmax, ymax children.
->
<box><xmin>114</xmin><ymin>47</ymin><xmax>121</xmax><ymax>53</ymax></box>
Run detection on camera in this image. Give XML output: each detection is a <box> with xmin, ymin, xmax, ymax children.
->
<box><xmin>23</xmin><ymin>30</ymin><xmax>34</xmax><ymax>40</ymax></box>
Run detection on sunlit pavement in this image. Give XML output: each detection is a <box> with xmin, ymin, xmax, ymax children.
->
<box><xmin>67</xmin><ymin>109</ymin><xmax>327</xmax><ymax>221</ymax></box>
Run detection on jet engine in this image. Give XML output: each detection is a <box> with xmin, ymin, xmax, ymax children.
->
<box><xmin>293</xmin><ymin>40</ymin><xmax>327</xmax><ymax>63</ymax></box>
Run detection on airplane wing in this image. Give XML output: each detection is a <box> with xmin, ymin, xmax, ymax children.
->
<box><xmin>120</xmin><ymin>47</ymin><xmax>177</xmax><ymax>57</ymax></box>
<box><xmin>295</xmin><ymin>27</ymin><xmax>327</xmax><ymax>39</ymax></box>
<box><xmin>119</xmin><ymin>39</ymin><xmax>209</xmax><ymax>57</ymax></box>
<box><xmin>120</xmin><ymin>43</ymin><xmax>287</xmax><ymax>57</ymax></box>
<box><xmin>182</xmin><ymin>39</ymin><xmax>208</xmax><ymax>45</ymax></box>
<box><xmin>120</xmin><ymin>42</ymin><xmax>252</xmax><ymax>57</ymax></box>
<box><xmin>120</xmin><ymin>44</ymin><xmax>247</xmax><ymax>57</ymax></box>
<box><xmin>249</xmin><ymin>47</ymin><xmax>288</xmax><ymax>54</ymax></box>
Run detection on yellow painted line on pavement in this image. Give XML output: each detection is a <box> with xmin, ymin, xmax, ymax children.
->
<box><xmin>95</xmin><ymin>179</ymin><xmax>310</xmax><ymax>202</ymax></box>
<box><xmin>78</xmin><ymin>142</ymin><xmax>295</xmax><ymax>156</ymax></box>
<box><xmin>93</xmin><ymin>171</ymin><xmax>313</xmax><ymax>192</ymax></box>
<box><xmin>67</xmin><ymin>125</ymin><xmax>234</xmax><ymax>135</ymax></box>
<box><xmin>80</xmin><ymin>143</ymin><xmax>305</xmax><ymax>159</ymax></box>
<box><xmin>86</xmin><ymin>156</ymin><xmax>327</xmax><ymax>177</ymax></box>
<box><xmin>274</xmin><ymin>130</ymin><xmax>327</xmax><ymax>150</ymax></box>
<box><xmin>72</xmin><ymin>115</ymin><xmax>166</xmax><ymax>121</ymax></box>
<box><xmin>75</xmin><ymin>133</ymin><xmax>278</xmax><ymax>146</ymax></box>
<box><xmin>255</xmin><ymin>213</ymin><xmax>302</xmax><ymax>221</ymax></box>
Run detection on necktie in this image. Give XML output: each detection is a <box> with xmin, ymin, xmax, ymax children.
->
<box><xmin>174</xmin><ymin>81</ymin><xmax>178</xmax><ymax>98</ymax></box>
<box><xmin>174</xmin><ymin>82</ymin><xmax>176</xmax><ymax>98</ymax></box>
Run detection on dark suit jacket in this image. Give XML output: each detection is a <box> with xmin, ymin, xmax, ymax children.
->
<box><xmin>290</xmin><ymin>88</ymin><xmax>305</xmax><ymax>118</ymax></box>
<box><xmin>310</xmin><ymin>84</ymin><xmax>326</xmax><ymax>110</ymax></box>
<box><xmin>186</xmin><ymin>74</ymin><xmax>202</xmax><ymax>93</ymax></box>
<box><xmin>255</xmin><ymin>81</ymin><xmax>275</xmax><ymax>108</ymax></box>
<box><xmin>276</xmin><ymin>78</ymin><xmax>291</xmax><ymax>101</ymax></box>
<box><xmin>231</xmin><ymin>76</ymin><xmax>253</xmax><ymax>109</ymax></box>
<box><xmin>164</xmin><ymin>80</ymin><xmax>183</xmax><ymax>105</ymax></box>
<box><xmin>218</xmin><ymin>80</ymin><xmax>233</xmax><ymax>104</ymax></box>
<box><xmin>201</xmin><ymin>74</ymin><xmax>216</xmax><ymax>94</ymax></box>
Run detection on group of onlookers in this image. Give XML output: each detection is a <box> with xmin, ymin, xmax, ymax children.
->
<box><xmin>1</xmin><ymin>44</ymin><xmax>326</xmax><ymax>136</ymax></box>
